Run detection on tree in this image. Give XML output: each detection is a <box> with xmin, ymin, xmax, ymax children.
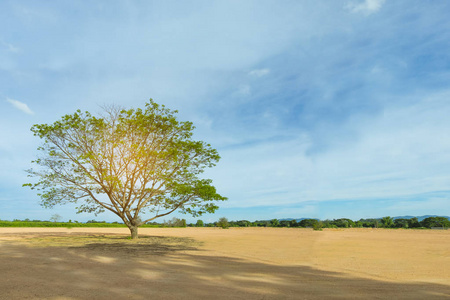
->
<box><xmin>381</xmin><ymin>216</ymin><xmax>394</xmax><ymax>228</ymax></box>
<box><xmin>393</xmin><ymin>218</ymin><xmax>409</xmax><ymax>228</ymax></box>
<box><xmin>49</xmin><ymin>214</ymin><xmax>62</xmax><ymax>223</ymax></box>
<box><xmin>312</xmin><ymin>221</ymin><xmax>323</xmax><ymax>231</ymax></box>
<box><xmin>298</xmin><ymin>219</ymin><xmax>319</xmax><ymax>228</ymax></box>
<box><xmin>408</xmin><ymin>217</ymin><xmax>420</xmax><ymax>228</ymax></box>
<box><xmin>332</xmin><ymin>218</ymin><xmax>355</xmax><ymax>228</ymax></box>
<box><xmin>24</xmin><ymin>100</ymin><xmax>227</xmax><ymax>239</ymax></box>
<box><xmin>421</xmin><ymin>216</ymin><xmax>450</xmax><ymax>228</ymax></box>
<box><xmin>216</xmin><ymin>217</ymin><xmax>229</xmax><ymax>229</ymax></box>
<box><xmin>195</xmin><ymin>219</ymin><xmax>204</xmax><ymax>227</ymax></box>
<box><xmin>234</xmin><ymin>220</ymin><xmax>251</xmax><ymax>227</ymax></box>
<box><xmin>289</xmin><ymin>220</ymin><xmax>298</xmax><ymax>227</ymax></box>
<box><xmin>270</xmin><ymin>219</ymin><xmax>280</xmax><ymax>227</ymax></box>
<box><xmin>279</xmin><ymin>220</ymin><xmax>291</xmax><ymax>227</ymax></box>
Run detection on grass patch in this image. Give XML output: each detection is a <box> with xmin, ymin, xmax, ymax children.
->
<box><xmin>0</xmin><ymin>221</ymin><xmax>161</xmax><ymax>228</ymax></box>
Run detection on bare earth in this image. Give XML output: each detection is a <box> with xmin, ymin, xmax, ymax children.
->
<box><xmin>0</xmin><ymin>227</ymin><xmax>448</xmax><ymax>299</ymax></box>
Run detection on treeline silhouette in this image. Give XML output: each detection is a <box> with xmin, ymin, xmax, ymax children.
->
<box><xmin>1</xmin><ymin>216</ymin><xmax>448</xmax><ymax>230</ymax></box>
<box><xmin>0</xmin><ymin>219</ymin><xmax>159</xmax><ymax>228</ymax></box>
<box><xmin>196</xmin><ymin>216</ymin><xmax>450</xmax><ymax>229</ymax></box>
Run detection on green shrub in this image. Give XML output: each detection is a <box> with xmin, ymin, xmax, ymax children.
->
<box><xmin>313</xmin><ymin>221</ymin><xmax>323</xmax><ymax>231</ymax></box>
<box><xmin>217</xmin><ymin>217</ymin><xmax>229</xmax><ymax>229</ymax></box>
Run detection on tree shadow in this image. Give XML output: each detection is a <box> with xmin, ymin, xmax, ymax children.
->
<box><xmin>6</xmin><ymin>232</ymin><xmax>200</xmax><ymax>256</ymax></box>
<box><xmin>69</xmin><ymin>235</ymin><xmax>200</xmax><ymax>256</ymax></box>
<box><xmin>0</xmin><ymin>235</ymin><xmax>448</xmax><ymax>299</ymax></box>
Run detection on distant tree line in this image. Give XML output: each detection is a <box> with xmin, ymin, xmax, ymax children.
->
<box><xmin>0</xmin><ymin>217</ymin><xmax>187</xmax><ymax>228</ymax></box>
<box><xmin>1</xmin><ymin>216</ymin><xmax>448</xmax><ymax>229</ymax></box>
<box><xmin>190</xmin><ymin>216</ymin><xmax>450</xmax><ymax>229</ymax></box>
<box><xmin>0</xmin><ymin>219</ymin><xmax>159</xmax><ymax>228</ymax></box>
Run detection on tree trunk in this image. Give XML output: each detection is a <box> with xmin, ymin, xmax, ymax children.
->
<box><xmin>129</xmin><ymin>226</ymin><xmax>139</xmax><ymax>239</ymax></box>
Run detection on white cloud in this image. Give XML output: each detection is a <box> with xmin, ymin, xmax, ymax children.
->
<box><xmin>6</xmin><ymin>98</ymin><xmax>34</xmax><ymax>115</ymax></box>
<box><xmin>347</xmin><ymin>0</ymin><xmax>386</xmax><ymax>14</ymax></box>
<box><xmin>209</xmin><ymin>89</ymin><xmax>450</xmax><ymax>212</ymax></box>
<box><xmin>1</xmin><ymin>1</ymin><xmax>450</xmax><ymax>221</ymax></box>
<box><xmin>248</xmin><ymin>68</ymin><xmax>270</xmax><ymax>77</ymax></box>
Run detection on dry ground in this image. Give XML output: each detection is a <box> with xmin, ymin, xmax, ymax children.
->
<box><xmin>0</xmin><ymin>227</ymin><xmax>448</xmax><ymax>299</ymax></box>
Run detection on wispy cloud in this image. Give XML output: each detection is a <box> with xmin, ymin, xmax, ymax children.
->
<box><xmin>1</xmin><ymin>40</ymin><xmax>20</xmax><ymax>53</ymax></box>
<box><xmin>248</xmin><ymin>68</ymin><xmax>270</xmax><ymax>77</ymax></box>
<box><xmin>235</xmin><ymin>85</ymin><xmax>251</xmax><ymax>97</ymax></box>
<box><xmin>346</xmin><ymin>0</ymin><xmax>386</xmax><ymax>14</ymax></box>
<box><xmin>1</xmin><ymin>1</ymin><xmax>450</xmax><ymax>221</ymax></box>
<box><xmin>6</xmin><ymin>98</ymin><xmax>34</xmax><ymax>115</ymax></box>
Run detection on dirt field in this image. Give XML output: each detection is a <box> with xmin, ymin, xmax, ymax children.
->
<box><xmin>0</xmin><ymin>227</ymin><xmax>448</xmax><ymax>299</ymax></box>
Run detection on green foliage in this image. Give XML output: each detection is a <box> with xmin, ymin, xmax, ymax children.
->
<box><xmin>289</xmin><ymin>220</ymin><xmax>298</xmax><ymax>227</ymax></box>
<box><xmin>335</xmin><ymin>218</ymin><xmax>355</xmax><ymax>228</ymax></box>
<box><xmin>381</xmin><ymin>216</ymin><xmax>394</xmax><ymax>228</ymax></box>
<box><xmin>6</xmin><ymin>216</ymin><xmax>447</xmax><ymax>230</ymax></box>
<box><xmin>199</xmin><ymin>216</ymin><xmax>449</xmax><ymax>229</ymax></box>
<box><xmin>163</xmin><ymin>217</ymin><xmax>187</xmax><ymax>227</ymax></box>
<box><xmin>408</xmin><ymin>217</ymin><xmax>420</xmax><ymax>228</ymax></box>
<box><xmin>298</xmin><ymin>219</ymin><xmax>319</xmax><ymax>228</ymax></box>
<box><xmin>24</xmin><ymin>99</ymin><xmax>226</xmax><ymax>238</ymax></box>
<box><xmin>312</xmin><ymin>221</ymin><xmax>323</xmax><ymax>231</ymax></box>
<box><xmin>217</xmin><ymin>217</ymin><xmax>229</xmax><ymax>229</ymax></box>
<box><xmin>421</xmin><ymin>216</ymin><xmax>450</xmax><ymax>228</ymax></box>
<box><xmin>86</xmin><ymin>219</ymin><xmax>106</xmax><ymax>223</ymax></box>
<box><xmin>0</xmin><ymin>220</ymin><xmax>160</xmax><ymax>228</ymax></box>
<box><xmin>279</xmin><ymin>220</ymin><xmax>291</xmax><ymax>227</ymax></box>
<box><xmin>228</xmin><ymin>220</ymin><xmax>251</xmax><ymax>227</ymax></box>
<box><xmin>394</xmin><ymin>218</ymin><xmax>409</xmax><ymax>228</ymax></box>
<box><xmin>356</xmin><ymin>218</ymin><xmax>380</xmax><ymax>228</ymax></box>
<box><xmin>253</xmin><ymin>220</ymin><xmax>270</xmax><ymax>227</ymax></box>
<box><xmin>270</xmin><ymin>219</ymin><xmax>280</xmax><ymax>227</ymax></box>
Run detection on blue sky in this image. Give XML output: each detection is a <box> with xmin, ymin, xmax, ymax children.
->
<box><xmin>1</xmin><ymin>0</ymin><xmax>450</xmax><ymax>223</ymax></box>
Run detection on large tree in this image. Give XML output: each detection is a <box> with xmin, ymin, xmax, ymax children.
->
<box><xmin>24</xmin><ymin>100</ymin><xmax>226</xmax><ymax>238</ymax></box>
<box><xmin>421</xmin><ymin>216</ymin><xmax>450</xmax><ymax>228</ymax></box>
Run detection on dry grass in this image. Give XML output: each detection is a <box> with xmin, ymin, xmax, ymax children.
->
<box><xmin>0</xmin><ymin>227</ymin><xmax>448</xmax><ymax>299</ymax></box>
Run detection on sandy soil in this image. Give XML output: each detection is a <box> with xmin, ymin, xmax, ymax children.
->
<box><xmin>0</xmin><ymin>227</ymin><xmax>448</xmax><ymax>299</ymax></box>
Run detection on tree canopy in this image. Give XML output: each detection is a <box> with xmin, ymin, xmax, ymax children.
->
<box><xmin>24</xmin><ymin>99</ymin><xmax>226</xmax><ymax>238</ymax></box>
